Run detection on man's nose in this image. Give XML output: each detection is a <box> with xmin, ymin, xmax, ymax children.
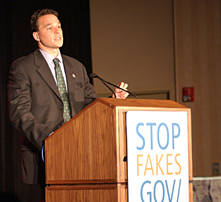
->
<box><xmin>54</xmin><ymin>27</ymin><xmax>61</xmax><ymax>33</ymax></box>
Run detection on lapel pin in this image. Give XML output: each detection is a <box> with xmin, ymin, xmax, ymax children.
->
<box><xmin>72</xmin><ymin>74</ymin><xmax>76</xmax><ymax>78</ymax></box>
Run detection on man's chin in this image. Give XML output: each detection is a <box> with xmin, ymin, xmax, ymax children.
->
<box><xmin>53</xmin><ymin>40</ymin><xmax>63</xmax><ymax>48</ymax></box>
<box><xmin>57</xmin><ymin>43</ymin><xmax>63</xmax><ymax>48</ymax></box>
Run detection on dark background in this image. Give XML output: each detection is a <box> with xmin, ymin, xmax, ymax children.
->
<box><xmin>0</xmin><ymin>1</ymin><xmax>92</xmax><ymax>201</ymax></box>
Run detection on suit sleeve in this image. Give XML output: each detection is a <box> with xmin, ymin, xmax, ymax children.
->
<box><xmin>8</xmin><ymin>62</ymin><xmax>53</xmax><ymax>150</ymax></box>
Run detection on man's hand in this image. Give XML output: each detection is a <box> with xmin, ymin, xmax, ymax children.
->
<box><xmin>112</xmin><ymin>82</ymin><xmax>129</xmax><ymax>99</ymax></box>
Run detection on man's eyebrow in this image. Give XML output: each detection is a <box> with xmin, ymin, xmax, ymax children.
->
<box><xmin>44</xmin><ymin>21</ymin><xmax>61</xmax><ymax>27</ymax></box>
<box><xmin>45</xmin><ymin>23</ymin><xmax>52</xmax><ymax>27</ymax></box>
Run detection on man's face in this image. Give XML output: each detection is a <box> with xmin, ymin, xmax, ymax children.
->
<box><xmin>33</xmin><ymin>14</ymin><xmax>63</xmax><ymax>54</ymax></box>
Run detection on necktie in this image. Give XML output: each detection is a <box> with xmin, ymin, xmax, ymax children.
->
<box><xmin>53</xmin><ymin>58</ymin><xmax>71</xmax><ymax>123</ymax></box>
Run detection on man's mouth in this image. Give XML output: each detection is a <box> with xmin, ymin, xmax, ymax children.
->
<box><xmin>55</xmin><ymin>36</ymin><xmax>62</xmax><ymax>41</ymax></box>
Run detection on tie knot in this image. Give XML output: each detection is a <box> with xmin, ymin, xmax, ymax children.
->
<box><xmin>53</xmin><ymin>58</ymin><xmax>60</xmax><ymax>66</ymax></box>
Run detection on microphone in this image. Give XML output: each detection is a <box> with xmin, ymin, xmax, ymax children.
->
<box><xmin>90</xmin><ymin>73</ymin><xmax>117</xmax><ymax>98</ymax></box>
<box><xmin>90</xmin><ymin>73</ymin><xmax>139</xmax><ymax>99</ymax></box>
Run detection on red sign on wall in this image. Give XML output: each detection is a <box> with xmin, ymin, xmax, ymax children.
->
<box><xmin>182</xmin><ymin>87</ymin><xmax>194</xmax><ymax>102</ymax></box>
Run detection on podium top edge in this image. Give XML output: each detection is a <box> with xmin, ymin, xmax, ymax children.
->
<box><xmin>95</xmin><ymin>98</ymin><xmax>189</xmax><ymax>109</ymax></box>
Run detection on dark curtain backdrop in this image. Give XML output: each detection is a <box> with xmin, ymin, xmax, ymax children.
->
<box><xmin>0</xmin><ymin>1</ymin><xmax>92</xmax><ymax>201</ymax></box>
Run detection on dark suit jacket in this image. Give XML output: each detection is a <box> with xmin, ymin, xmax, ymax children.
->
<box><xmin>8</xmin><ymin>49</ymin><xmax>98</xmax><ymax>184</ymax></box>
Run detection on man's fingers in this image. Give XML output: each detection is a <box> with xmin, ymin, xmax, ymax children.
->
<box><xmin>118</xmin><ymin>82</ymin><xmax>128</xmax><ymax>90</ymax></box>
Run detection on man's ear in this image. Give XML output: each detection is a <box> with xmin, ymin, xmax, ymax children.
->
<box><xmin>33</xmin><ymin>32</ymin><xmax>40</xmax><ymax>42</ymax></box>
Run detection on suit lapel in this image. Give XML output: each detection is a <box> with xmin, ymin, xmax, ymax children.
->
<box><xmin>34</xmin><ymin>50</ymin><xmax>79</xmax><ymax>117</ymax></box>
<box><xmin>34</xmin><ymin>49</ymin><xmax>61</xmax><ymax>100</ymax></box>
<box><xmin>62</xmin><ymin>55</ymin><xmax>78</xmax><ymax>117</ymax></box>
<box><xmin>62</xmin><ymin>56</ymin><xmax>76</xmax><ymax>94</ymax></box>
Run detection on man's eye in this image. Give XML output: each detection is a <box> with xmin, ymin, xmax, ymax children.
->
<box><xmin>47</xmin><ymin>27</ymin><xmax>51</xmax><ymax>30</ymax></box>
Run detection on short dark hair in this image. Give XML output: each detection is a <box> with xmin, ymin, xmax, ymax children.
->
<box><xmin>30</xmin><ymin>8</ymin><xmax>59</xmax><ymax>32</ymax></box>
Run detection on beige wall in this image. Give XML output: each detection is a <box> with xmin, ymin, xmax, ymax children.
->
<box><xmin>89</xmin><ymin>0</ymin><xmax>175</xmax><ymax>99</ymax></box>
<box><xmin>90</xmin><ymin>0</ymin><xmax>221</xmax><ymax>176</ymax></box>
<box><xmin>174</xmin><ymin>0</ymin><xmax>221</xmax><ymax>176</ymax></box>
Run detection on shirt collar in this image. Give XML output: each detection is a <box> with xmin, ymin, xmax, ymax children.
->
<box><xmin>39</xmin><ymin>49</ymin><xmax>63</xmax><ymax>64</ymax></box>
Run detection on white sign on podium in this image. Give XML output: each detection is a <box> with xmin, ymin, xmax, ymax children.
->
<box><xmin>126</xmin><ymin>111</ymin><xmax>189</xmax><ymax>202</ymax></box>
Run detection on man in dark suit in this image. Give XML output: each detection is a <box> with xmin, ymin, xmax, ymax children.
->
<box><xmin>7</xmin><ymin>8</ymin><xmax>128</xmax><ymax>201</ymax></box>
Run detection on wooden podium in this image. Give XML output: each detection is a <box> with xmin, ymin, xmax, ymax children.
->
<box><xmin>44</xmin><ymin>98</ymin><xmax>192</xmax><ymax>202</ymax></box>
